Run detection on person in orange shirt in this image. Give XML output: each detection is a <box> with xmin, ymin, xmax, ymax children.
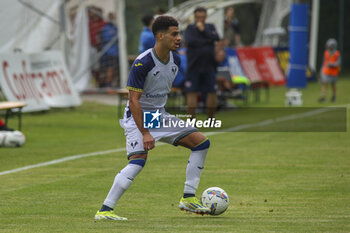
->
<box><xmin>319</xmin><ymin>38</ymin><xmax>341</xmax><ymax>102</ymax></box>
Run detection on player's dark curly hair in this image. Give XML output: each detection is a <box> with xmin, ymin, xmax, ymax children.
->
<box><xmin>152</xmin><ymin>16</ymin><xmax>178</xmax><ymax>36</ymax></box>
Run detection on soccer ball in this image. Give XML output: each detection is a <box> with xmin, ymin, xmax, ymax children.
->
<box><xmin>201</xmin><ymin>187</ymin><xmax>229</xmax><ymax>215</ymax></box>
<box><xmin>0</xmin><ymin>131</ymin><xmax>26</xmax><ymax>147</ymax></box>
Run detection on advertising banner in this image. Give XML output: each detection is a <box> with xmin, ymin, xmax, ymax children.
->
<box><xmin>225</xmin><ymin>48</ymin><xmax>245</xmax><ymax>77</ymax></box>
<box><xmin>237</xmin><ymin>47</ymin><xmax>286</xmax><ymax>85</ymax></box>
<box><xmin>0</xmin><ymin>51</ymin><xmax>81</xmax><ymax>112</ymax></box>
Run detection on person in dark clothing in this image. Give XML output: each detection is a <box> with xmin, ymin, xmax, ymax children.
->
<box><xmin>173</xmin><ymin>47</ymin><xmax>187</xmax><ymax>88</ymax></box>
<box><xmin>100</xmin><ymin>12</ymin><xmax>119</xmax><ymax>88</ymax></box>
<box><xmin>223</xmin><ymin>6</ymin><xmax>241</xmax><ymax>47</ymax></box>
<box><xmin>139</xmin><ymin>14</ymin><xmax>155</xmax><ymax>54</ymax></box>
<box><xmin>184</xmin><ymin>7</ymin><xmax>219</xmax><ymax>119</ymax></box>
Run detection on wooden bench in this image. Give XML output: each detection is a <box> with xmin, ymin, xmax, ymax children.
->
<box><xmin>249</xmin><ymin>81</ymin><xmax>270</xmax><ymax>103</ymax></box>
<box><xmin>0</xmin><ymin>102</ymin><xmax>26</xmax><ymax>130</ymax></box>
<box><xmin>115</xmin><ymin>88</ymin><xmax>186</xmax><ymax>118</ymax></box>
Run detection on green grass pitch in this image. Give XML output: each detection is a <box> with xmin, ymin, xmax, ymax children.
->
<box><xmin>0</xmin><ymin>78</ymin><xmax>350</xmax><ymax>232</ymax></box>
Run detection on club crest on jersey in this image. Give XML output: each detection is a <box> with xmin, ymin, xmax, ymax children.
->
<box><xmin>130</xmin><ymin>141</ymin><xmax>138</xmax><ymax>149</ymax></box>
<box><xmin>171</xmin><ymin>66</ymin><xmax>177</xmax><ymax>74</ymax></box>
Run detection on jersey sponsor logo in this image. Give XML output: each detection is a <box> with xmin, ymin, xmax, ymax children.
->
<box><xmin>145</xmin><ymin>93</ymin><xmax>167</xmax><ymax>98</ymax></box>
<box><xmin>143</xmin><ymin>110</ymin><xmax>161</xmax><ymax>129</ymax></box>
<box><xmin>134</xmin><ymin>63</ymin><xmax>143</xmax><ymax>67</ymax></box>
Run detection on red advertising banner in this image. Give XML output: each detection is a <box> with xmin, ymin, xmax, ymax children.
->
<box><xmin>236</xmin><ymin>47</ymin><xmax>286</xmax><ymax>85</ymax></box>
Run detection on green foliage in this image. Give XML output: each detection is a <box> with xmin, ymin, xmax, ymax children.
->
<box><xmin>124</xmin><ymin>1</ymin><xmax>261</xmax><ymax>53</ymax></box>
<box><xmin>125</xmin><ymin>0</ymin><xmax>188</xmax><ymax>54</ymax></box>
<box><xmin>318</xmin><ymin>0</ymin><xmax>350</xmax><ymax>71</ymax></box>
<box><xmin>124</xmin><ymin>0</ymin><xmax>350</xmax><ymax>71</ymax></box>
<box><xmin>234</xmin><ymin>3</ymin><xmax>262</xmax><ymax>45</ymax></box>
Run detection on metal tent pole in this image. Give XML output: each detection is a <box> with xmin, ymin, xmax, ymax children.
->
<box><xmin>309</xmin><ymin>0</ymin><xmax>319</xmax><ymax>71</ymax></box>
<box><xmin>116</xmin><ymin>0</ymin><xmax>128</xmax><ymax>89</ymax></box>
<box><xmin>339</xmin><ymin>0</ymin><xmax>344</xmax><ymax>67</ymax></box>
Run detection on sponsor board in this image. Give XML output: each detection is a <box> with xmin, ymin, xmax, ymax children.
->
<box><xmin>0</xmin><ymin>51</ymin><xmax>81</xmax><ymax>112</ymax></box>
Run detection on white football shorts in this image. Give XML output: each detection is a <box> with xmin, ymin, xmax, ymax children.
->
<box><xmin>120</xmin><ymin>108</ymin><xmax>198</xmax><ymax>158</ymax></box>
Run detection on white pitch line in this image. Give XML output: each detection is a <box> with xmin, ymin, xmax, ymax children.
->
<box><xmin>0</xmin><ymin>106</ymin><xmax>347</xmax><ymax>176</ymax></box>
<box><xmin>0</xmin><ymin>148</ymin><xmax>126</xmax><ymax>176</ymax></box>
<box><xmin>218</xmin><ymin>107</ymin><xmax>334</xmax><ymax>133</ymax></box>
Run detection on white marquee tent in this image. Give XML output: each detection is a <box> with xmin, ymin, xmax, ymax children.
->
<box><xmin>0</xmin><ymin>0</ymin><xmax>128</xmax><ymax>93</ymax></box>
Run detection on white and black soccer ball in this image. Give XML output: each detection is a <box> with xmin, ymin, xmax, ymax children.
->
<box><xmin>201</xmin><ymin>187</ymin><xmax>229</xmax><ymax>215</ymax></box>
<box><xmin>0</xmin><ymin>130</ymin><xmax>26</xmax><ymax>147</ymax></box>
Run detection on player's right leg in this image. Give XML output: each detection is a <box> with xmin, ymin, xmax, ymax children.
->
<box><xmin>95</xmin><ymin>154</ymin><xmax>147</xmax><ymax>221</ymax></box>
<box><xmin>95</xmin><ymin>117</ymin><xmax>147</xmax><ymax>221</ymax></box>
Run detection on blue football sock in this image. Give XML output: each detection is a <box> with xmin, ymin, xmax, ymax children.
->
<box><xmin>100</xmin><ymin>204</ymin><xmax>113</xmax><ymax>212</ymax></box>
<box><xmin>183</xmin><ymin>193</ymin><xmax>196</xmax><ymax>198</ymax></box>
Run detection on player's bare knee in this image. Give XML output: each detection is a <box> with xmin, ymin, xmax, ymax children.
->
<box><xmin>178</xmin><ymin>131</ymin><xmax>207</xmax><ymax>149</ymax></box>
<box><xmin>191</xmin><ymin>138</ymin><xmax>210</xmax><ymax>151</ymax></box>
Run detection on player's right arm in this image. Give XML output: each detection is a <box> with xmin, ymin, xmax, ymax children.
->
<box><xmin>127</xmin><ymin>57</ymin><xmax>155</xmax><ymax>151</ymax></box>
<box><xmin>129</xmin><ymin>90</ymin><xmax>155</xmax><ymax>151</ymax></box>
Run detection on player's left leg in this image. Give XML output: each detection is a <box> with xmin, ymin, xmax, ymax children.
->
<box><xmin>177</xmin><ymin>132</ymin><xmax>210</xmax><ymax>214</ymax></box>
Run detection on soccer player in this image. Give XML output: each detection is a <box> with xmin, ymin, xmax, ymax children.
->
<box><xmin>95</xmin><ymin>16</ymin><xmax>211</xmax><ymax>221</ymax></box>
